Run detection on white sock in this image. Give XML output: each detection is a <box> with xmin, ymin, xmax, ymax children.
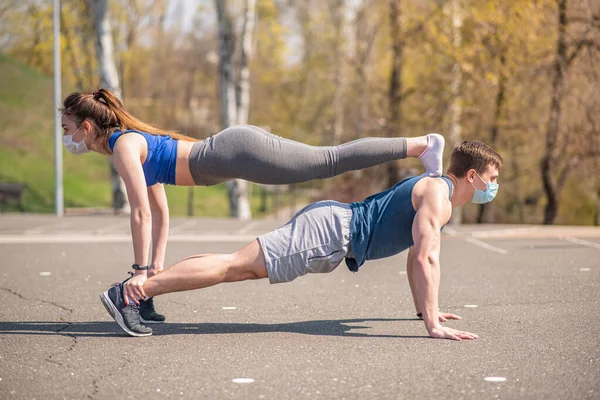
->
<box><xmin>417</xmin><ymin>133</ymin><xmax>445</xmax><ymax>177</ymax></box>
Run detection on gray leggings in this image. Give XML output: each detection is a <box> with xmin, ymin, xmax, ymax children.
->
<box><xmin>188</xmin><ymin>125</ymin><xmax>408</xmax><ymax>186</ymax></box>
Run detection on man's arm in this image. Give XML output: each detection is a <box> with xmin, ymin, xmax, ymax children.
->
<box><xmin>406</xmin><ymin>246</ymin><xmax>420</xmax><ymax>315</ymax></box>
<box><xmin>407</xmin><ymin>246</ymin><xmax>462</xmax><ymax>322</ymax></box>
<box><xmin>147</xmin><ymin>183</ymin><xmax>169</xmax><ymax>277</ymax></box>
<box><xmin>411</xmin><ymin>182</ymin><xmax>478</xmax><ymax>341</ymax></box>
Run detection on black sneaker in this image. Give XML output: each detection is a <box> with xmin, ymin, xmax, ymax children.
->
<box><xmin>139</xmin><ymin>297</ymin><xmax>166</xmax><ymax>324</ymax></box>
<box><xmin>100</xmin><ymin>282</ymin><xmax>152</xmax><ymax>337</ymax></box>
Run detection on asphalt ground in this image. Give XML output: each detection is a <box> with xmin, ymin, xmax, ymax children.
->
<box><xmin>0</xmin><ymin>214</ymin><xmax>599</xmax><ymax>400</ymax></box>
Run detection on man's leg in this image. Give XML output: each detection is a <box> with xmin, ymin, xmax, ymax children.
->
<box><xmin>101</xmin><ymin>240</ymin><xmax>267</xmax><ymax>336</ymax></box>
<box><xmin>140</xmin><ymin>253</ymin><xmax>221</xmax><ymax>324</ymax></box>
<box><xmin>143</xmin><ymin>240</ymin><xmax>267</xmax><ymax>297</ymax></box>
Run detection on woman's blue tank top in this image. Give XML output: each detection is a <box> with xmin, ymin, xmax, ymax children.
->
<box><xmin>346</xmin><ymin>175</ymin><xmax>453</xmax><ymax>272</ymax></box>
<box><xmin>108</xmin><ymin>130</ymin><xmax>178</xmax><ymax>186</ymax></box>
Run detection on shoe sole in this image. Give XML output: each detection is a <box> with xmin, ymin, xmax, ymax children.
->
<box><xmin>140</xmin><ymin>317</ymin><xmax>165</xmax><ymax>324</ymax></box>
<box><xmin>100</xmin><ymin>291</ymin><xmax>152</xmax><ymax>337</ymax></box>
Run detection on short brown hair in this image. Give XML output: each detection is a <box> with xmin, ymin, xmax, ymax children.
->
<box><xmin>447</xmin><ymin>140</ymin><xmax>503</xmax><ymax>177</ymax></box>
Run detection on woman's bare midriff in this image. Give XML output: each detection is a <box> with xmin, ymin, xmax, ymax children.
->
<box><xmin>175</xmin><ymin>140</ymin><xmax>199</xmax><ymax>186</ymax></box>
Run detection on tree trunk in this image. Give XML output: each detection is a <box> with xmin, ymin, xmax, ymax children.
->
<box><xmin>478</xmin><ymin>51</ymin><xmax>506</xmax><ymax>224</ymax></box>
<box><xmin>540</xmin><ymin>0</ymin><xmax>567</xmax><ymax>225</ymax></box>
<box><xmin>387</xmin><ymin>0</ymin><xmax>403</xmax><ymax>189</ymax></box>
<box><xmin>510</xmin><ymin>141</ymin><xmax>525</xmax><ymax>223</ymax></box>
<box><xmin>215</xmin><ymin>0</ymin><xmax>237</xmax><ymax>129</ymax></box>
<box><xmin>215</xmin><ymin>0</ymin><xmax>255</xmax><ymax>220</ymax></box>
<box><xmin>329</xmin><ymin>0</ymin><xmax>348</xmax><ymax>145</ymax></box>
<box><xmin>448</xmin><ymin>0</ymin><xmax>463</xmax><ymax>225</ymax></box>
<box><xmin>595</xmin><ymin>187</ymin><xmax>600</xmax><ymax>226</ymax></box>
<box><xmin>89</xmin><ymin>0</ymin><xmax>130</xmax><ymax>215</ymax></box>
<box><xmin>60</xmin><ymin>7</ymin><xmax>85</xmax><ymax>91</ymax></box>
<box><xmin>235</xmin><ymin>0</ymin><xmax>256</xmax><ymax>126</ymax></box>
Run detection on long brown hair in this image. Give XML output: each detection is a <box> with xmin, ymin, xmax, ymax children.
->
<box><xmin>61</xmin><ymin>88</ymin><xmax>196</xmax><ymax>153</ymax></box>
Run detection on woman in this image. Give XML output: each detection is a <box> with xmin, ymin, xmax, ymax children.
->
<box><xmin>61</xmin><ymin>88</ymin><xmax>445</xmax><ymax>325</ymax></box>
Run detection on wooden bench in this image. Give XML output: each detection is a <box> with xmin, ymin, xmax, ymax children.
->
<box><xmin>0</xmin><ymin>183</ymin><xmax>27</xmax><ymax>213</ymax></box>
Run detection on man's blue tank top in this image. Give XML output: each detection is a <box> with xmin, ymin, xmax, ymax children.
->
<box><xmin>108</xmin><ymin>130</ymin><xmax>178</xmax><ymax>186</ymax></box>
<box><xmin>346</xmin><ymin>175</ymin><xmax>453</xmax><ymax>272</ymax></box>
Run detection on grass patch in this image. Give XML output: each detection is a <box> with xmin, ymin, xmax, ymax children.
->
<box><xmin>0</xmin><ymin>53</ymin><xmax>302</xmax><ymax>217</ymax></box>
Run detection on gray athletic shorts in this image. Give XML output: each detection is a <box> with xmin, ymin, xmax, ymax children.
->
<box><xmin>258</xmin><ymin>200</ymin><xmax>353</xmax><ymax>284</ymax></box>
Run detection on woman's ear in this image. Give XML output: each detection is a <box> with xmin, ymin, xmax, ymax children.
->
<box><xmin>82</xmin><ymin>120</ymin><xmax>93</xmax><ymax>135</ymax></box>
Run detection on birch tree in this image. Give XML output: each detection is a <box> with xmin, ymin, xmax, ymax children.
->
<box><xmin>448</xmin><ymin>0</ymin><xmax>463</xmax><ymax>225</ymax></box>
<box><xmin>386</xmin><ymin>0</ymin><xmax>403</xmax><ymax>189</ymax></box>
<box><xmin>90</xmin><ymin>0</ymin><xmax>130</xmax><ymax>214</ymax></box>
<box><xmin>215</xmin><ymin>0</ymin><xmax>256</xmax><ymax>220</ymax></box>
<box><xmin>328</xmin><ymin>0</ymin><xmax>349</xmax><ymax>145</ymax></box>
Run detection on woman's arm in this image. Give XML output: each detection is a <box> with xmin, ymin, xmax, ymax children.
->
<box><xmin>147</xmin><ymin>183</ymin><xmax>169</xmax><ymax>277</ymax></box>
<box><xmin>112</xmin><ymin>134</ymin><xmax>152</xmax><ymax>304</ymax></box>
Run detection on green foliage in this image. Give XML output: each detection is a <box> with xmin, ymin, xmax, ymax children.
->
<box><xmin>0</xmin><ymin>54</ymin><xmax>281</xmax><ymax>216</ymax></box>
<box><xmin>0</xmin><ymin>0</ymin><xmax>597</xmax><ymax>224</ymax></box>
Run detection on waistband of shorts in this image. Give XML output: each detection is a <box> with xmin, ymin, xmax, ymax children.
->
<box><xmin>331</xmin><ymin>201</ymin><xmax>354</xmax><ymax>258</ymax></box>
<box><xmin>188</xmin><ymin>140</ymin><xmax>207</xmax><ymax>186</ymax></box>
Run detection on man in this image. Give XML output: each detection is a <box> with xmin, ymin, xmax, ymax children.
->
<box><xmin>101</xmin><ymin>140</ymin><xmax>502</xmax><ymax>340</ymax></box>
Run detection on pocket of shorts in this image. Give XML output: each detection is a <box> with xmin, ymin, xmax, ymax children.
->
<box><xmin>307</xmin><ymin>250</ymin><xmax>344</xmax><ymax>274</ymax></box>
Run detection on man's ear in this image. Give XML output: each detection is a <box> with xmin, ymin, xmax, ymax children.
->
<box><xmin>467</xmin><ymin>169</ymin><xmax>476</xmax><ymax>183</ymax></box>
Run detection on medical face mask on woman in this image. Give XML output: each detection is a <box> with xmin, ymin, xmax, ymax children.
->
<box><xmin>62</xmin><ymin>126</ymin><xmax>90</xmax><ymax>155</ymax></box>
<box><xmin>471</xmin><ymin>172</ymin><xmax>498</xmax><ymax>204</ymax></box>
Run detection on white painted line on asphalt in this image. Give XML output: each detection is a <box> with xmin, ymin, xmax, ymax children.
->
<box><xmin>471</xmin><ymin>227</ymin><xmax>537</xmax><ymax>238</ymax></box>
<box><xmin>464</xmin><ymin>237</ymin><xmax>508</xmax><ymax>254</ymax></box>
<box><xmin>0</xmin><ymin>234</ymin><xmax>258</xmax><ymax>244</ymax></box>
<box><xmin>443</xmin><ymin>226</ymin><xmax>457</xmax><ymax>236</ymax></box>
<box><xmin>238</xmin><ymin>221</ymin><xmax>260</xmax><ymax>235</ymax></box>
<box><xmin>484</xmin><ymin>377</ymin><xmax>506</xmax><ymax>382</ymax></box>
<box><xmin>24</xmin><ymin>220</ymin><xmax>70</xmax><ymax>234</ymax></box>
<box><xmin>222</xmin><ymin>306</ymin><xmax>237</xmax><ymax>310</ymax></box>
<box><xmin>169</xmin><ymin>220</ymin><xmax>198</xmax><ymax>233</ymax></box>
<box><xmin>39</xmin><ymin>272</ymin><xmax>52</xmax><ymax>276</ymax></box>
<box><xmin>560</xmin><ymin>236</ymin><xmax>600</xmax><ymax>250</ymax></box>
<box><xmin>464</xmin><ymin>305</ymin><xmax>478</xmax><ymax>308</ymax></box>
<box><xmin>94</xmin><ymin>221</ymin><xmax>128</xmax><ymax>234</ymax></box>
<box><xmin>232</xmin><ymin>378</ymin><xmax>254</xmax><ymax>384</ymax></box>
<box><xmin>580</xmin><ymin>268</ymin><xmax>591</xmax><ymax>272</ymax></box>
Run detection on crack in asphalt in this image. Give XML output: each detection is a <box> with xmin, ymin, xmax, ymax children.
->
<box><xmin>0</xmin><ymin>287</ymin><xmax>80</xmax><ymax>371</ymax></box>
<box><xmin>44</xmin><ymin>323</ymin><xmax>79</xmax><ymax>368</ymax></box>
<box><xmin>87</xmin><ymin>356</ymin><xmax>133</xmax><ymax>399</ymax></box>
<box><xmin>0</xmin><ymin>286</ymin><xmax>74</xmax><ymax>312</ymax></box>
<box><xmin>1</xmin><ymin>286</ymin><xmax>132</xmax><ymax>399</ymax></box>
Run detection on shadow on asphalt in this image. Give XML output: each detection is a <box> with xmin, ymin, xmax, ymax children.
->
<box><xmin>0</xmin><ymin>318</ymin><xmax>426</xmax><ymax>339</ymax></box>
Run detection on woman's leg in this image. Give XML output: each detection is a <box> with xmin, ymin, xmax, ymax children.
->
<box><xmin>197</xmin><ymin>125</ymin><xmax>444</xmax><ymax>185</ymax></box>
<box><xmin>143</xmin><ymin>240</ymin><xmax>268</xmax><ymax>297</ymax></box>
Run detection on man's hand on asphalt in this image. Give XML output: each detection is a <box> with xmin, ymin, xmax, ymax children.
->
<box><xmin>438</xmin><ymin>312</ymin><xmax>461</xmax><ymax>322</ymax></box>
<box><xmin>123</xmin><ymin>273</ymin><xmax>147</xmax><ymax>306</ymax></box>
<box><xmin>429</xmin><ymin>326</ymin><xmax>478</xmax><ymax>341</ymax></box>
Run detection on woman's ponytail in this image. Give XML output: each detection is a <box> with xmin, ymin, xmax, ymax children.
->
<box><xmin>94</xmin><ymin>88</ymin><xmax>196</xmax><ymax>142</ymax></box>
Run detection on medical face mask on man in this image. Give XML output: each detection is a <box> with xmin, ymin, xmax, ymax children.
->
<box><xmin>471</xmin><ymin>172</ymin><xmax>498</xmax><ymax>204</ymax></box>
<box><xmin>62</xmin><ymin>125</ymin><xmax>90</xmax><ymax>155</ymax></box>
